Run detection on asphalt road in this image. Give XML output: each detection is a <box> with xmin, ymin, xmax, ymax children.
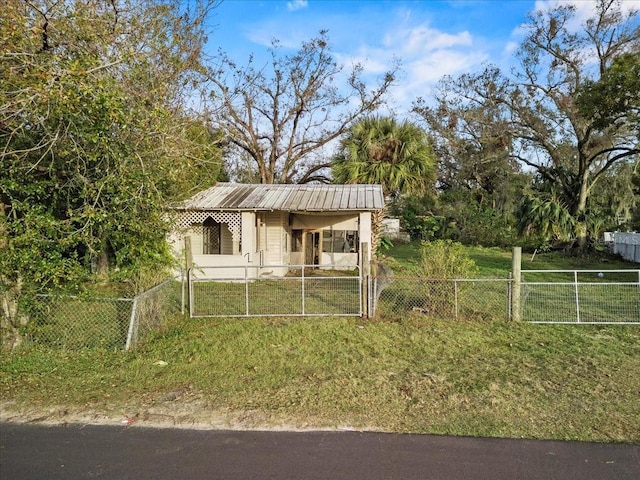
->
<box><xmin>1</xmin><ymin>423</ymin><xmax>638</xmax><ymax>480</ymax></box>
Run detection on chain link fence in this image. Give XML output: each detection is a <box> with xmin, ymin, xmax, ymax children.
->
<box><xmin>125</xmin><ymin>279</ymin><xmax>182</xmax><ymax>350</ymax></box>
<box><xmin>372</xmin><ymin>269</ymin><xmax>640</xmax><ymax>323</ymax></box>
<box><xmin>25</xmin><ymin>295</ymin><xmax>133</xmax><ymax>349</ymax></box>
<box><xmin>9</xmin><ymin>267</ymin><xmax>637</xmax><ymax>352</ymax></box>
<box><xmin>18</xmin><ymin>279</ymin><xmax>181</xmax><ymax>351</ymax></box>
<box><xmin>372</xmin><ymin>276</ymin><xmax>511</xmax><ymax>321</ymax></box>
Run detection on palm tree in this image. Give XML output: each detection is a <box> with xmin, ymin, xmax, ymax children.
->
<box><xmin>332</xmin><ymin>116</ymin><xmax>437</xmax><ymax>254</ymax></box>
<box><xmin>516</xmin><ymin>193</ymin><xmax>575</xmax><ymax>245</ymax></box>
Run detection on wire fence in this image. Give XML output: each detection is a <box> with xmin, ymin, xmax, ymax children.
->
<box><xmin>125</xmin><ymin>279</ymin><xmax>182</xmax><ymax>350</ymax></box>
<box><xmin>8</xmin><ymin>267</ymin><xmax>638</xmax><ymax>353</ymax></box>
<box><xmin>188</xmin><ymin>265</ymin><xmax>362</xmax><ymax>317</ymax></box>
<box><xmin>521</xmin><ymin>270</ymin><xmax>640</xmax><ymax>324</ymax></box>
<box><xmin>19</xmin><ymin>279</ymin><xmax>181</xmax><ymax>351</ymax></box>
<box><xmin>372</xmin><ymin>277</ymin><xmax>511</xmax><ymax>321</ymax></box>
<box><xmin>25</xmin><ymin>295</ymin><xmax>133</xmax><ymax>349</ymax></box>
<box><xmin>372</xmin><ymin>269</ymin><xmax>640</xmax><ymax>324</ymax></box>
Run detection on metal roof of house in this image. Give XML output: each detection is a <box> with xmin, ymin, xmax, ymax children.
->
<box><xmin>176</xmin><ymin>183</ymin><xmax>385</xmax><ymax>212</ymax></box>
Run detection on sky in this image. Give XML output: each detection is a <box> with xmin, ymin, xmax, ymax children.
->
<box><xmin>204</xmin><ymin>0</ymin><xmax>640</xmax><ymax>115</ymax></box>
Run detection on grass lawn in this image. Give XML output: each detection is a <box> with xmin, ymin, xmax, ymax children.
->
<box><xmin>1</xmin><ymin>243</ymin><xmax>639</xmax><ymax>442</ymax></box>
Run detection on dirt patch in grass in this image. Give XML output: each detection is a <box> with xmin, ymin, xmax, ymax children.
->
<box><xmin>0</xmin><ymin>395</ymin><xmax>367</xmax><ymax>432</ymax></box>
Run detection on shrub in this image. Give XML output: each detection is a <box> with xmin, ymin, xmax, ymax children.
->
<box><xmin>420</xmin><ymin>240</ymin><xmax>478</xmax><ymax>279</ymax></box>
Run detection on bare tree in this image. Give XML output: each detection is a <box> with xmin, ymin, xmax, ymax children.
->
<box><xmin>207</xmin><ymin>31</ymin><xmax>398</xmax><ymax>184</ymax></box>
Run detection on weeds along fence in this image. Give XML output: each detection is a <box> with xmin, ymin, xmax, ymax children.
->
<box><xmin>20</xmin><ymin>279</ymin><xmax>181</xmax><ymax>351</ymax></box>
<box><xmin>188</xmin><ymin>265</ymin><xmax>362</xmax><ymax>317</ymax></box>
<box><xmin>520</xmin><ymin>269</ymin><xmax>640</xmax><ymax>324</ymax></box>
<box><xmin>371</xmin><ymin>276</ymin><xmax>511</xmax><ymax>321</ymax></box>
<box><xmin>372</xmin><ymin>269</ymin><xmax>640</xmax><ymax>324</ymax></box>
<box><xmin>14</xmin><ymin>267</ymin><xmax>638</xmax><ymax>352</ymax></box>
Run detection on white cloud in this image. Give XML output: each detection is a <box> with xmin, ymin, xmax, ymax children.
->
<box><xmin>336</xmin><ymin>18</ymin><xmax>486</xmax><ymax>108</ymax></box>
<box><xmin>534</xmin><ymin>0</ymin><xmax>640</xmax><ymax>29</ymax></box>
<box><xmin>221</xmin><ymin>3</ymin><xmax>520</xmax><ymax>115</ymax></box>
<box><xmin>502</xmin><ymin>40</ymin><xmax>519</xmax><ymax>57</ymax></box>
<box><xmin>368</xmin><ymin>16</ymin><xmax>490</xmax><ymax>112</ymax></box>
<box><xmin>286</xmin><ymin>0</ymin><xmax>308</xmax><ymax>12</ymax></box>
<box><xmin>337</xmin><ymin>53</ymin><xmax>390</xmax><ymax>75</ymax></box>
<box><xmin>386</xmin><ymin>26</ymin><xmax>473</xmax><ymax>53</ymax></box>
<box><xmin>386</xmin><ymin>48</ymin><xmax>489</xmax><ymax>111</ymax></box>
<box><xmin>507</xmin><ymin>0</ymin><xmax>640</xmax><ymax>67</ymax></box>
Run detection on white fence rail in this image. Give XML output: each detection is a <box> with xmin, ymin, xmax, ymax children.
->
<box><xmin>612</xmin><ymin>232</ymin><xmax>640</xmax><ymax>263</ymax></box>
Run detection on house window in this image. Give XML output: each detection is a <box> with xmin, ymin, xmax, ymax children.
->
<box><xmin>322</xmin><ymin>229</ymin><xmax>358</xmax><ymax>253</ymax></box>
<box><xmin>203</xmin><ymin>217</ymin><xmax>221</xmax><ymax>254</ymax></box>
<box><xmin>292</xmin><ymin>230</ymin><xmax>303</xmax><ymax>252</ymax></box>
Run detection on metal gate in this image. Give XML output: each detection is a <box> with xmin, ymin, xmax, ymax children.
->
<box><xmin>188</xmin><ymin>265</ymin><xmax>362</xmax><ymax>317</ymax></box>
<box><xmin>521</xmin><ymin>269</ymin><xmax>640</xmax><ymax>324</ymax></box>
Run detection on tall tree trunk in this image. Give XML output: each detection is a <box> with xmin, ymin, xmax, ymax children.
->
<box><xmin>371</xmin><ymin>208</ymin><xmax>386</xmax><ymax>259</ymax></box>
<box><xmin>0</xmin><ymin>201</ymin><xmax>26</xmax><ymax>351</ymax></box>
<box><xmin>95</xmin><ymin>237</ymin><xmax>110</xmax><ymax>280</ymax></box>
<box><xmin>574</xmin><ymin>173</ymin><xmax>591</xmax><ymax>250</ymax></box>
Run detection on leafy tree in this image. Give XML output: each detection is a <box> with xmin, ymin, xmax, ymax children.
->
<box><xmin>631</xmin><ymin>167</ymin><xmax>640</xmax><ymax>230</ymax></box>
<box><xmin>1</xmin><ymin>0</ymin><xmax>223</xmax><ymax>346</ymax></box>
<box><xmin>416</xmin><ymin>239</ymin><xmax>478</xmax><ymax>318</ymax></box>
<box><xmin>414</xmin><ymin>72</ymin><xmax>521</xmax><ymax>213</ymax></box>
<box><xmin>331</xmin><ymin>116</ymin><xmax>437</xmax><ymax>254</ymax></box>
<box><xmin>388</xmin><ymin>194</ymin><xmax>441</xmax><ymax>241</ymax></box>
<box><xmin>415</xmin><ymin>0</ymin><xmax>640</xmax><ymax>249</ymax></box>
<box><xmin>586</xmin><ymin>160</ymin><xmax>637</xmax><ymax>231</ymax></box>
<box><xmin>332</xmin><ymin>116</ymin><xmax>436</xmax><ymax>198</ymax></box>
<box><xmin>576</xmin><ymin>51</ymin><xmax>640</xmax><ymax>137</ymax></box>
<box><xmin>516</xmin><ymin>192</ymin><xmax>576</xmax><ymax>244</ymax></box>
<box><xmin>207</xmin><ymin>31</ymin><xmax>398</xmax><ymax>184</ymax></box>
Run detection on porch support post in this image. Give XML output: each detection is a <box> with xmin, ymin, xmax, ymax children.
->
<box><xmin>362</xmin><ymin>242</ymin><xmax>370</xmax><ymax>318</ymax></box>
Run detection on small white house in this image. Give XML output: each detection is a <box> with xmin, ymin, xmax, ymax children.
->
<box><xmin>169</xmin><ymin>183</ymin><xmax>385</xmax><ymax>278</ymax></box>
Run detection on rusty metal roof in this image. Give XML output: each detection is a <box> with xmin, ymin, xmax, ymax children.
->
<box><xmin>176</xmin><ymin>183</ymin><xmax>385</xmax><ymax>212</ymax></box>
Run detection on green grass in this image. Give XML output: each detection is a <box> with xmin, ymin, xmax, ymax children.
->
<box><xmin>24</xmin><ymin>297</ymin><xmax>132</xmax><ymax>349</ymax></box>
<box><xmin>381</xmin><ymin>243</ymin><xmax>640</xmax><ymax>323</ymax></box>
<box><xmin>2</xmin><ymin>243</ymin><xmax>639</xmax><ymax>442</ymax></box>
<box><xmin>385</xmin><ymin>242</ymin><xmax>637</xmax><ymax>278</ymax></box>
<box><xmin>2</xmin><ymin>317</ymin><xmax>638</xmax><ymax>442</ymax></box>
<box><xmin>192</xmin><ymin>277</ymin><xmax>361</xmax><ymax>316</ymax></box>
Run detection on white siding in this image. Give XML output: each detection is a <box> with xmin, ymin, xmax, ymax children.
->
<box><xmin>220</xmin><ymin>225</ymin><xmax>234</xmax><ymax>255</ymax></box>
<box><xmin>186</xmin><ymin>227</ymin><xmax>203</xmax><ymax>254</ymax></box>
<box><xmin>264</xmin><ymin>211</ymin><xmax>284</xmax><ymax>264</ymax></box>
<box><xmin>613</xmin><ymin>232</ymin><xmax>640</xmax><ymax>263</ymax></box>
<box><xmin>290</xmin><ymin>214</ymin><xmax>358</xmax><ymax>230</ymax></box>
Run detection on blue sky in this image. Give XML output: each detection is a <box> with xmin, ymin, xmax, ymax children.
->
<box><xmin>205</xmin><ymin>0</ymin><xmax>639</xmax><ymax>114</ymax></box>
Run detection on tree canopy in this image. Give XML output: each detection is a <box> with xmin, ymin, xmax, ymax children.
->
<box><xmin>1</xmin><ymin>0</ymin><xmax>224</xmax><ymax>311</ymax></box>
<box><xmin>414</xmin><ymin>0</ymin><xmax>640</xmax><ymax>248</ymax></box>
<box><xmin>331</xmin><ymin>116</ymin><xmax>437</xmax><ymax>254</ymax></box>
<box><xmin>331</xmin><ymin>116</ymin><xmax>436</xmax><ymax>198</ymax></box>
<box><xmin>207</xmin><ymin>31</ymin><xmax>399</xmax><ymax>184</ymax></box>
